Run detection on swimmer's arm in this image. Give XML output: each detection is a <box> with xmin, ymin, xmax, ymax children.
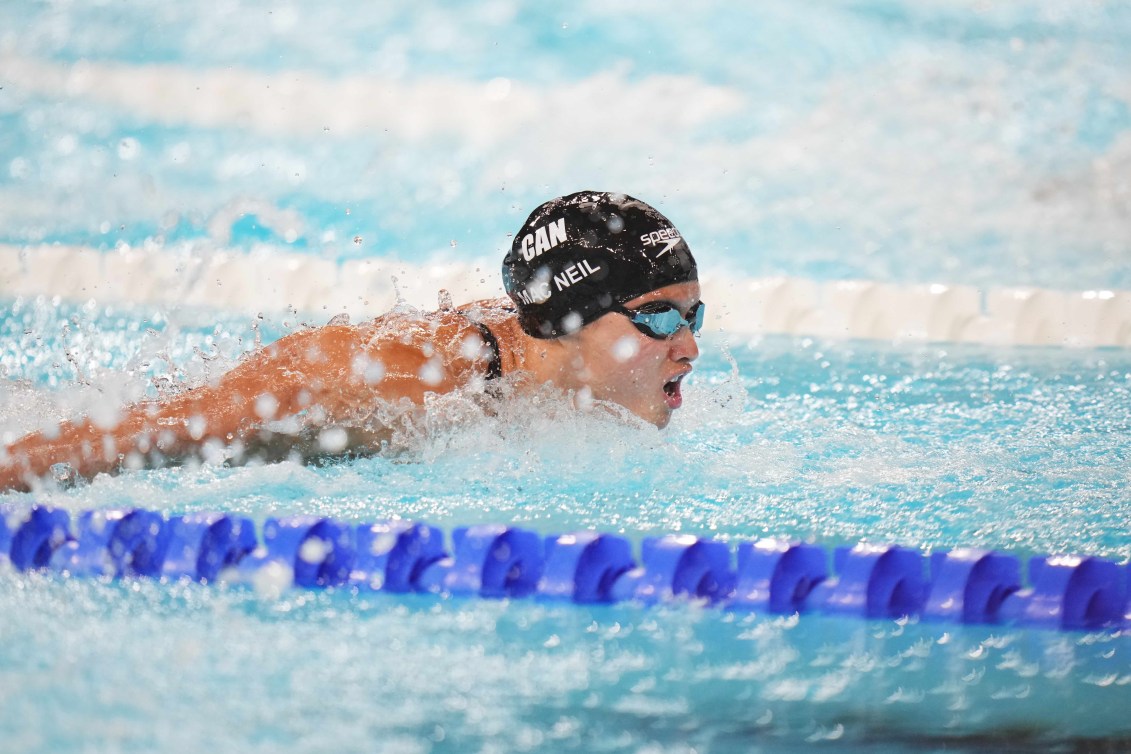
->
<box><xmin>0</xmin><ymin>317</ymin><xmax>490</xmax><ymax>491</ymax></box>
<box><xmin>0</xmin><ymin>333</ymin><xmax>321</xmax><ymax>491</ymax></box>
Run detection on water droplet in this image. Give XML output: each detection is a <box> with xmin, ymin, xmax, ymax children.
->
<box><xmin>118</xmin><ymin>137</ymin><xmax>141</xmax><ymax>160</ymax></box>
<box><xmin>254</xmin><ymin>393</ymin><xmax>279</xmax><ymax>419</ymax></box>
<box><xmin>562</xmin><ymin>311</ymin><xmax>583</xmax><ymax>334</ymax></box>
<box><xmin>419</xmin><ymin>358</ymin><xmax>445</xmax><ymax>386</ymax></box>
<box><xmin>612</xmin><ymin>336</ymin><xmax>639</xmax><ymax>362</ymax></box>
<box><xmin>318</xmin><ymin>427</ymin><xmax>349</xmax><ymax>454</ymax></box>
<box><xmin>251</xmin><ymin>560</ymin><xmax>294</xmax><ymax>598</ymax></box>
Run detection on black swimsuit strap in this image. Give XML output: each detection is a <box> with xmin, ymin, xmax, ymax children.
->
<box><xmin>463</xmin><ymin>317</ymin><xmax>503</xmax><ymax>380</ymax></box>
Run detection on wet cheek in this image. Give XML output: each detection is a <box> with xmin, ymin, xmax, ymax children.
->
<box><xmin>636</xmin><ymin>351</ymin><xmax>667</xmax><ymax>379</ymax></box>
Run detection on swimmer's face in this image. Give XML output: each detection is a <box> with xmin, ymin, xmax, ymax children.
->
<box><xmin>567</xmin><ymin>281</ymin><xmax>701</xmax><ymax>428</ymax></box>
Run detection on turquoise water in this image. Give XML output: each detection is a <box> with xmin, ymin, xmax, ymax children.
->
<box><xmin>2</xmin><ymin>297</ymin><xmax>1130</xmax><ymax>752</ymax></box>
<box><xmin>3</xmin><ymin>1</ymin><xmax>1131</xmax><ymax>751</ymax></box>
<box><xmin>1</xmin><ymin>576</ymin><xmax>1127</xmax><ymax>753</ymax></box>
<box><xmin>3</xmin><ymin>296</ymin><xmax>1130</xmax><ymax>559</ymax></box>
<box><xmin>2</xmin><ymin>1</ymin><xmax>1130</xmax><ymax>288</ymax></box>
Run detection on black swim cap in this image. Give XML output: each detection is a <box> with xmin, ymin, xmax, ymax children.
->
<box><xmin>502</xmin><ymin>191</ymin><xmax>697</xmax><ymax>338</ymax></box>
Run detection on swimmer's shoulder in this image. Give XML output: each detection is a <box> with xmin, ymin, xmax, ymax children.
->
<box><xmin>455</xmin><ymin>298</ymin><xmax>517</xmax><ymax>327</ymax></box>
<box><xmin>454</xmin><ymin>299</ymin><xmax>524</xmax><ymax>376</ymax></box>
<box><xmin>343</xmin><ymin>300</ymin><xmax>524</xmax><ymax>379</ymax></box>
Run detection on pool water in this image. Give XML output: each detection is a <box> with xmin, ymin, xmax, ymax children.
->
<box><xmin>1</xmin><ymin>574</ymin><xmax>1127</xmax><ymax>753</ymax></box>
<box><xmin>3</xmin><ymin>296</ymin><xmax>1130</xmax><ymax>560</ymax></box>
<box><xmin>2</xmin><ymin>0</ymin><xmax>1130</xmax><ymax>750</ymax></box>
<box><xmin>1</xmin><ymin>297</ymin><xmax>1129</xmax><ymax>752</ymax></box>
<box><xmin>3</xmin><ymin>1</ymin><xmax>1130</xmax><ymax>290</ymax></box>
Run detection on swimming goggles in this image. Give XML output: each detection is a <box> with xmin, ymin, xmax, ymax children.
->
<box><xmin>617</xmin><ymin>301</ymin><xmax>705</xmax><ymax>340</ymax></box>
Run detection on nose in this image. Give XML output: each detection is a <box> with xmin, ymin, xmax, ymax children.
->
<box><xmin>669</xmin><ymin>325</ymin><xmax>699</xmax><ymax>362</ymax></box>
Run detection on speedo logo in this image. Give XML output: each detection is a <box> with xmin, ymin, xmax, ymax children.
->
<box><xmin>519</xmin><ymin>218</ymin><xmax>568</xmax><ymax>262</ymax></box>
<box><xmin>640</xmin><ymin>227</ymin><xmax>682</xmax><ymax>256</ymax></box>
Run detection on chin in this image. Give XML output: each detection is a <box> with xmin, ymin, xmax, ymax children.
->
<box><xmin>639</xmin><ymin>405</ymin><xmax>672</xmax><ymax>429</ymax></box>
<box><xmin>615</xmin><ymin>400</ymin><xmax>670</xmax><ymax>428</ymax></box>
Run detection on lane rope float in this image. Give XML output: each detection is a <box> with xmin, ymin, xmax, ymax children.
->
<box><xmin>1</xmin><ymin>505</ymin><xmax>1128</xmax><ymax>632</ymax></box>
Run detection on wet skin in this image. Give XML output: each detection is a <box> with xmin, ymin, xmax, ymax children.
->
<box><xmin>519</xmin><ymin>281</ymin><xmax>702</xmax><ymax>428</ymax></box>
<box><xmin>0</xmin><ymin>282</ymin><xmax>702</xmax><ymax>491</ymax></box>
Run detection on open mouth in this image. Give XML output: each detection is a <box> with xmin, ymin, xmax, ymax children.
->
<box><xmin>663</xmin><ymin>374</ymin><xmax>685</xmax><ymax>409</ymax></box>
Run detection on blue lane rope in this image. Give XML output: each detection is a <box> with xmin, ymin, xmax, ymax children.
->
<box><xmin>1</xmin><ymin>505</ymin><xmax>1128</xmax><ymax>632</ymax></box>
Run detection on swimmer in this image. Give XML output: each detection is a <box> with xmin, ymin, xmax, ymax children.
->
<box><xmin>0</xmin><ymin>191</ymin><xmax>702</xmax><ymax>492</ymax></box>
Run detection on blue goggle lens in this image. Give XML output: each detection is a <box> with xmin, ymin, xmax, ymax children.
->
<box><xmin>623</xmin><ymin>301</ymin><xmax>705</xmax><ymax>339</ymax></box>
